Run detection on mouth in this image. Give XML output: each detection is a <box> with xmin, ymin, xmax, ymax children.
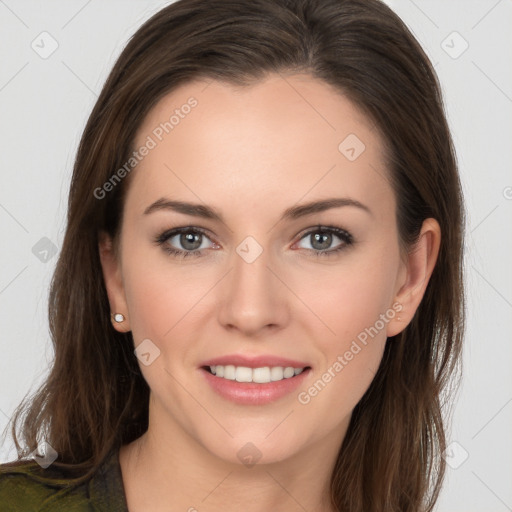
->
<box><xmin>201</xmin><ymin>364</ymin><xmax>312</xmax><ymax>384</ymax></box>
<box><xmin>200</xmin><ymin>364</ymin><xmax>312</xmax><ymax>405</ymax></box>
<box><xmin>198</xmin><ymin>354</ymin><xmax>312</xmax><ymax>404</ymax></box>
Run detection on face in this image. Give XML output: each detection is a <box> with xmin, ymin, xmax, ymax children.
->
<box><xmin>100</xmin><ymin>73</ymin><xmax>427</xmax><ymax>467</ymax></box>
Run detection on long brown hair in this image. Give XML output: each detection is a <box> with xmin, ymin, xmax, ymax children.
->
<box><xmin>2</xmin><ymin>0</ymin><xmax>465</xmax><ymax>510</ymax></box>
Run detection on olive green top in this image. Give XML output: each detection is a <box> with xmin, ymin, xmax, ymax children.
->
<box><xmin>0</xmin><ymin>449</ymin><xmax>129</xmax><ymax>511</ymax></box>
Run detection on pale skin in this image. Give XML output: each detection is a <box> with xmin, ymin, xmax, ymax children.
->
<box><xmin>99</xmin><ymin>73</ymin><xmax>441</xmax><ymax>512</ymax></box>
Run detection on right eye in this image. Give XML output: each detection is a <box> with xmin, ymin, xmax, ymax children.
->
<box><xmin>155</xmin><ymin>227</ymin><xmax>218</xmax><ymax>259</ymax></box>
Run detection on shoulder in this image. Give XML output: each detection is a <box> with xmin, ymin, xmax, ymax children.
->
<box><xmin>0</xmin><ymin>460</ymin><xmax>74</xmax><ymax>511</ymax></box>
<box><xmin>0</xmin><ymin>461</ymin><xmax>49</xmax><ymax>511</ymax></box>
<box><xmin>0</xmin><ymin>459</ymin><xmax>95</xmax><ymax>511</ymax></box>
<box><xmin>0</xmin><ymin>449</ymin><xmax>128</xmax><ymax>511</ymax></box>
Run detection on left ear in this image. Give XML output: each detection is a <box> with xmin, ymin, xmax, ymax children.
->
<box><xmin>387</xmin><ymin>218</ymin><xmax>441</xmax><ymax>337</ymax></box>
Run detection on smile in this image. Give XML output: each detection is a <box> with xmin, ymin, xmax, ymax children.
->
<box><xmin>201</xmin><ymin>365</ymin><xmax>311</xmax><ymax>405</ymax></box>
<box><xmin>207</xmin><ymin>365</ymin><xmax>306</xmax><ymax>383</ymax></box>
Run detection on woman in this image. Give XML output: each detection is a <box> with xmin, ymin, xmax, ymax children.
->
<box><xmin>0</xmin><ymin>0</ymin><xmax>465</xmax><ymax>510</ymax></box>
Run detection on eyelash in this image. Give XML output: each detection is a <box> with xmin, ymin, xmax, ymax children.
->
<box><xmin>154</xmin><ymin>225</ymin><xmax>354</xmax><ymax>260</ymax></box>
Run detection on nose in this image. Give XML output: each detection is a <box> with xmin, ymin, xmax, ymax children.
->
<box><xmin>216</xmin><ymin>241</ymin><xmax>289</xmax><ymax>337</ymax></box>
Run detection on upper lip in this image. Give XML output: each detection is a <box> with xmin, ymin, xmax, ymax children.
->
<box><xmin>200</xmin><ymin>354</ymin><xmax>311</xmax><ymax>369</ymax></box>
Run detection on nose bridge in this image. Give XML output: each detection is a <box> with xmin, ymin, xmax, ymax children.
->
<box><xmin>216</xmin><ymin>234</ymin><xmax>288</xmax><ymax>334</ymax></box>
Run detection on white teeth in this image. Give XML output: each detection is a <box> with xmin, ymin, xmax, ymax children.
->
<box><xmin>253</xmin><ymin>367</ymin><xmax>271</xmax><ymax>383</ymax></box>
<box><xmin>235</xmin><ymin>366</ymin><xmax>253</xmax><ymax>382</ymax></box>
<box><xmin>270</xmin><ymin>366</ymin><xmax>283</xmax><ymax>381</ymax></box>
<box><xmin>208</xmin><ymin>365</ymin><xmax>305</xmax><ymax>383</ymax></box>
<box><xmin>224</xmin><ymin>365</ymin><xmax>236</xmax><ymax>380</ymax></box>
<box><xmin>283</xmin><ymin>367</ymin><xmax>295</xmax><ymax>378</ymax></box>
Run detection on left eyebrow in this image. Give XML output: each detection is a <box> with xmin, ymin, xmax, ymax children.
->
<box><xmin>143</xmin><ymin>196</ymin><xmax>373</xmax><ymax>221</ymax></box>
<box><xmin>281</xmin><ymin>197</ymin><xmax>372</xmax><ymax>220</ymax></box>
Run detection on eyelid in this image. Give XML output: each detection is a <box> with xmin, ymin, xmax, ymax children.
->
<box><xmin>294</xmin><ymin>224</ymin><xmax>352</xmax><ymax>241</ymax></box>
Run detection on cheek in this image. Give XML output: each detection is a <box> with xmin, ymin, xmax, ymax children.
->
<box><xmin>123</xmin><ymin>258</ymin><xmax>208</xmax><ymax>341</ymax></box>
<box><xmin>291</xmin><ymin>253</ymin><xmax>397</xmax><ymax>411</ymax></box>
<box><xmin>121</xmin><ymin>255</ymin><xmax>212</xmax><ymax>404</ymax></box>
<box><xmin>292</xmin><ymin>253</ymin><xmax>398</xmax><ymax>349</ymax></box>
<box><xmin>295</xmin><ymin>286</ymin><xmax>389</xmax><ymax>427</ymax></box>
<box><xmin>121</xmin><ymin>237</ymin><xmax>223</xmax><ymax>375</ymax></box>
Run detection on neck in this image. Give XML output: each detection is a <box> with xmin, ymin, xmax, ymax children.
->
<box><xmin>119</xmin><ymin>410</ymin><xmax>348</xmax><ymax>512</ymax></box>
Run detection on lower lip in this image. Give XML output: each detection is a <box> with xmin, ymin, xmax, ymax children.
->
<box><xmin>200</xmin><ymin>367</ymin><xmax>311</xmax><ymax>405</ymax></box>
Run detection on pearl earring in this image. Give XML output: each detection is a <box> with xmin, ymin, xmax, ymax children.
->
<box><xmin>111</xmin><ymin>313</ymin><xmax>125</xmax><ymax>323</ymax></box>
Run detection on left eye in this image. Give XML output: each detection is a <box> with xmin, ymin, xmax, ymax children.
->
<box><xmin>295</xmin><ymin>227</ymin><xmax>352</xmax><ymax>253</ymax></box>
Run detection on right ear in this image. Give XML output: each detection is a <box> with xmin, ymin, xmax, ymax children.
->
<box><xmin>98</xmin><ymin>231</ymin><xmax>131</xmax><ymax>333</ymax></box>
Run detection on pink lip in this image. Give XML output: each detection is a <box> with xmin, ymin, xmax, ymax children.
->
<box><xmin>200</xmin><ymin>367</ymin><xmax>312</xmax><ymax>405</ymax></box>
<box><xmin>200</xmin><ymin>354</ymin><xmax>311</xmax><ymax>369</ymax></box>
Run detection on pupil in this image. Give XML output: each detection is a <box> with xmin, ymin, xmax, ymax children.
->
<box><xmin>312</xmin><ymin>232</ymin><xmax>331</xmax><ymax>250</ymax></box>
<box><xmin>181</xmin><ymin>232</ymin><xmax>201</xmax><ymax>250</ymax></box>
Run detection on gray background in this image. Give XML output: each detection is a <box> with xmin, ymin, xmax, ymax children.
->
<box><xmin>0</xmin><ymin>1</ymin><xmax>511</xmax><ymax>510</ymax></box>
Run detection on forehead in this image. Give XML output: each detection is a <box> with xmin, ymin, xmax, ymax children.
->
<box><xmin>127</xmin><ymin>74</ymin><xmax>392</xmax><ymax>219</ymax></box>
